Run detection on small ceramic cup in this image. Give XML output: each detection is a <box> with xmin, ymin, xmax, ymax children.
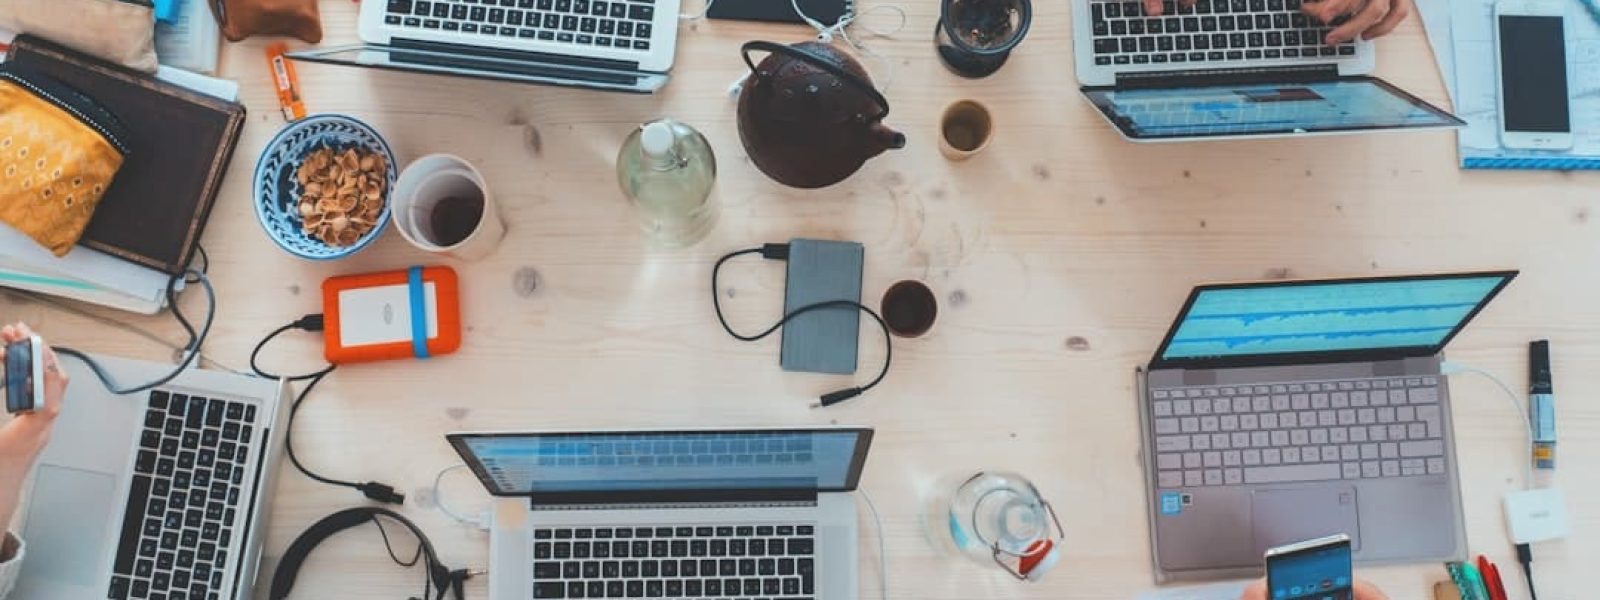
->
<box><xmin>392</xmin><ymin>154</ymin><xmax>505</xmax><ymax>261</ymax></box>
<box><xmin>939</xmin><ymin>100</ymin><xmax>994</xmax><ymax>161</ymax></box>
<box><xmin>881</xmin><ymin>280</ymin><xmax>938</xmax><ymax>338</ymax></box>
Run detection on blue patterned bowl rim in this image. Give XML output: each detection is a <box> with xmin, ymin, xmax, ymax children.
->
<box><xmin>252</xmin><ymin>114</ymin><xmax>397</xmax><ymax>261</ymax></box>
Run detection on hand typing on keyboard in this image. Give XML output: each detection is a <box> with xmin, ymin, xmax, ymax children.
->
<box><xmin>0</xmin><ymin>323</ymin><xmax>69</xmax><ymax>532</ymax></box>
<box><xmin>1139</xmin><ymin>0</ymin><xmax>1411</xmax><ymax>43</ymax></box>
<box><xmin>1239</xmin><ymin>578</ymin><xmax>1389</xmax><ymax>600</ymax></box>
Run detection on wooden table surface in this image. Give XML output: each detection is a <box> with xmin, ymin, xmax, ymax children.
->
<box><xmin>4</xmin><ymin>0</ymin><xmax>1597</xmax><ymax>598</ymax></box>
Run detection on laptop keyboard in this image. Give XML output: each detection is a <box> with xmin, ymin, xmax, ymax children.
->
<box><xmin>1088</xmin><ymin>0</ymin><xmax>1357</xmax><ymax>67</ymax></box>
<box><xmin>108</xmin><ymin>390</ymin><xmax>259</xmax><ymax>600</ymax></box>
<box><xmin>1151</xmin><ymin>376</ymin><xmax>1448</xmax><ymax>489</ymax></box>
<box><xmin>532</xmin><ymin>525</ymin><xmax>817</xmax><ymax>599</ymax></box>
<box><xmin>384</xmin><ymin>0</ymin><xmax>659</xmax><ymax>50</ymax></box>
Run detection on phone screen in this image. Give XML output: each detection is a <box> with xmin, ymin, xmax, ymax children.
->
<box><xmin>1267</xmin><ymin>539</ymin><xmax>1353</xmax><ymax>600</ymax></box>
<box><xmin>1498</xmin><ymin>14</ymin><xmax>1570</xmax><ymax>133</ymax></box>
<box><xmin>4</xmin><ymin>340</ymin><xmax>34</xmax><ymax>412</ymax></box>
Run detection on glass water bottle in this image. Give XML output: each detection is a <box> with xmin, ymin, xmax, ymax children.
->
<box><xmin>617</xmin><ymin>119</ymin><xmax>717</xmax><ymax>248</ymax></box>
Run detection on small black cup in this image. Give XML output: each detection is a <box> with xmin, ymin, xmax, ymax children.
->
<box><xmin>881</xmin><ymin>281</ymin><xmax>938</xmax><ymax>338</ymax></box>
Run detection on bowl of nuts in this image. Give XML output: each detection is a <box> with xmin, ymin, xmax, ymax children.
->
<box><xmin>252</xmin><ymin>114</ymin><xmax>397</xmax><ymax>260</ymax></box>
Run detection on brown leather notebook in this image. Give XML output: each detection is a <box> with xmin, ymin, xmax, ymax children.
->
<box><xmin>6</xmin><ymin>35</ymin><xmax>244</xmax><ymax>275</ymax></box>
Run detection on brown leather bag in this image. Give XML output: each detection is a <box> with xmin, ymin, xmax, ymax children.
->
<box><xmin>213</xmin><ymin>0</ymin><xmax>323</xmax><ymax>43</ymax></box>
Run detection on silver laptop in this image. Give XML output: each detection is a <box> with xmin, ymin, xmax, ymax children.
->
<box><xmin>1138</xmin><ymin>272</ymin><xmax>1518</xmax><ymax>582</ymax></box>
<box><xmin>13</xmin><ymin>353</ymin><xmax>288</xmax><ymax>600</ymax></box>
<box><xmin>448</xmin><ymin>427</ymin><xmax>873</xmax><ymax>600</ymax></box>
<box><xmin>1071</xmin><ymin>0</ymin><xmax>1463</xmax><ymax>141</ymax></box>
<box><xmin>289</xmin><ymin>0</ymin><xmax>682</xmax><ymax>93</ymax></box>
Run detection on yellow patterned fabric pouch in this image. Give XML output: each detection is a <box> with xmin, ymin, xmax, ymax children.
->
<box><xmin>0</xmin><ymin>66</ymin><xmax>128</xmax><ymax>256</ymax></box>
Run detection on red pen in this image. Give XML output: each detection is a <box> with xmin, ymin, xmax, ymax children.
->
<box><xmin>1477</xmin><ymin>556</ymin><xmax>1509</xmax><ymax>600</ymax></box>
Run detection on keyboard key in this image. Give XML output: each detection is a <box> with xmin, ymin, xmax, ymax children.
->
<box><xmin>1244</xmin><ymin>463</ymin><xmax>1341</xmax><ymax>484</ymax></box>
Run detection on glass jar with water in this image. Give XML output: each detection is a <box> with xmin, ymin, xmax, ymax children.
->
<box><xmin>925</xmin><ymin>470</ymin><xmax>1064</xmax><ymax>581</ymax></box>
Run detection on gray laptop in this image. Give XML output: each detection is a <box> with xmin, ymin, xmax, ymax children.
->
<box><xmin>1071</xmin><ymin>0</ymin><xmax>1464</xmax><ymax>141</ymax></box>
<box><xmin>448</xmin><ymin>427</ymin><xmax>873</xmax><ymax>600</ymax></box>
<box><xmin>288</xmin><ymin>0</ymin><xmax>682</xmax><ymax>93</ymax></box>
<box><xmin>1138</xmin><ymin>272</ymin><xmax>1517</xmax><ymax>582</ymax></box>
<box><xmin>13</xmin><ymin>353</ymin><xmax>289</xmax><ymax>600</ymax></box>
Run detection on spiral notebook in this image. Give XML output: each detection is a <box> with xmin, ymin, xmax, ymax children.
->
<box><xmin>706</xmin><ymin>0</ymin><xmax>851</xmax><ymax>25</ymax></box>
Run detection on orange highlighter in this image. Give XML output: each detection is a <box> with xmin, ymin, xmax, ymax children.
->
<box><xmin>322</xmin><ymin>266</ymin><xmax>462</xmax><ymax>364</ymax></box>
<box><xmin>266</xmin><ymin>42</ymin><xmax>306</xmax><ymax>121</ymax></box>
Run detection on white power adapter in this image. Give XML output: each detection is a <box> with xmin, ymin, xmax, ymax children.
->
<box><xmin>1505</xmin><ymin>487</ymin><xmax>1570</xmax><ymax>544</ymax></box>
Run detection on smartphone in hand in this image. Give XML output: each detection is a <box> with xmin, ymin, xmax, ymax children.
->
<box><xmin>4</xmin><ymin>336</ymin><xmax>44</xmax><ymax>414</ymax></box>
<box><xmin>1266</xmin><ymin>534</ymin><xmax>1353</xmax><ymax>600</ymax></box>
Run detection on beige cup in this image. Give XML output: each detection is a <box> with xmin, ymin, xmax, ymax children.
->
<box><xmin>392</xmin><ymin>154</ymin><xmax>505</xmax><ymax>261</ymax></box>
<box><xmin>939</xmin><ymin>100</ymin><xmax>994</xmax><ymax>161</ymax></box>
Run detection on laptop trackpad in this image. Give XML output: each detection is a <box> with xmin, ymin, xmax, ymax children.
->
<box><xmin>20</xmin><ymin>465</ymin><xmax>117</xmax><ymax>587</ymax></box>
<box><xmin>1250</xmin><ymin>486</ymin><xmax>1359</xmax><ymax>555</ymax></box>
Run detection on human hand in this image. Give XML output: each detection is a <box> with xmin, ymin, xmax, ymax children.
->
<box><xmin>1301</xmin><ymin>0</ymin><xmax>1413</xmax><ymax>44</ymax></box>
<box><xmin>0</xmin><ymin>323</ymin><xmax>68</xmax><ymax>470</ymax></box>
<box><xmin>1142</xmin><ymin>0</ymin><xmax>1198</xmax><ymax>17</ymax></box>
<box><xmin>1239</xmin><ymin>578</ymin><xmax>1391</xmax><ymax>600</ymax></box>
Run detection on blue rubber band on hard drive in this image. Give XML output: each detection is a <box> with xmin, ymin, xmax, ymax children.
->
<box><xmin>408</xmin><ymin>266</ymin><xmax>430</xmax><ymax>359</ymax></box>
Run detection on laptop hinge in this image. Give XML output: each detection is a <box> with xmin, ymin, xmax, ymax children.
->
<box><xmin>1114</xmin><ymin>64</ymin><xmax>1340</xmax><ymax>90</ymax></box>
<box><xmin>528</xmin><ymin>488</ymin><xmax>817</xmax><ymax>509</ymax></box>
<box><xmin>390</xmin><ymin>37</ymin><xmax>643</xmax><ymax>72</ymax></box>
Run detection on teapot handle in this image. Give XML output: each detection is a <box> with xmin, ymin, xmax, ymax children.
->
<box><xmin>740</xmin><ymin>40</ymin><xmax>890</xmax><ymax>123</ymax></box>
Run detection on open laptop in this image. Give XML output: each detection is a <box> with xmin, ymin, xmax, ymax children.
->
<box><xmin>1071</xmin><ymin>0</ymin><xmax>1464</xmax><ymax>141</ymax></box>
<box><xmin>288</xmin><ymin>0</ymin><xmax>682</xmax><ymax>93</ymax></box>
<box><xmin>448</xmin><ymin>427</ymin><xmax>873</xmax><ymax>600</ymax></box>
<box><xmin>1138</xmin><ymin>272</ymin><xmax>1517</xmax><ymax>582</ymax></box>
<box><xmin>13</xmin><ymin>353</ymin><xmax>289</xmax><ymax>600</ymax></box>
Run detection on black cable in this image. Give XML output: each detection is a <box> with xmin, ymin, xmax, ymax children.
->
<box><xmin>1517</xmin><ymin>543</ymin><xmax>1537</xmax><ymax>600</ymax></box>
<box><xmin>371</xmin><ymin>514</ymin><xmax>432</xmax><ymax>600</ymax></box>
<box><xmin>252</xmin><ymin>315</ymin><xmax>405</xmax><ymax>504</ymax></box>
<box><xmin>55</xmin><ymin>269</ymin><xmax>216</xmax><ymax>395</ymax></box>
<box><xmin>712</xmin><ymin>244</ymin><xmax>892</xmax><ymax>407</ymax></box>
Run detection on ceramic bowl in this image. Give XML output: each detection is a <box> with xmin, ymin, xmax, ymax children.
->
<box><xmin>252</xmin><ymin>114</ymin><xmax>397</xmax><ymax>260</ymax></box>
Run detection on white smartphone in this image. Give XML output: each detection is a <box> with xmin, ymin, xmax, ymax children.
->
<box><xmin>1494</xmin><ymin>0</ymin><xmax>1573</xmax><ymax>150</ymax></box>
<box><xmin>1265</xmin><ymin>534</ymin><xmax>1353</xmax><ymax>600</ymax></box>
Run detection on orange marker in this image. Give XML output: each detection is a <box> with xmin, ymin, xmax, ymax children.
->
<box><xmin>266</xmin><ymin>42</ymin><xmax>306</xmax><ymax>121</ymax></box>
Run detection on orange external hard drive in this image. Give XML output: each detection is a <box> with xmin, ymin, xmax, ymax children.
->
<box><xmin>322</xmin><ymin>266</ymin><xmax>461</xmax><ymax>364</ymax></box>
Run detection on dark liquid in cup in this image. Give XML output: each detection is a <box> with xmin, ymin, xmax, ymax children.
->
<box><xmin>429</xmin><ymin>193</ymin><xmax>485</xmax><ymax>247</ymax></box>
<box><xmin>882</xmin><ymin>281</ymin><xmax>938</xmax><ymax>337</ymax></box>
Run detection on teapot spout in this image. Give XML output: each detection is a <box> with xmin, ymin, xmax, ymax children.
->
<box><xmin>868</xmin><ymin>123</ymin><xmax>907</xmax><ymax>155</ymax></box>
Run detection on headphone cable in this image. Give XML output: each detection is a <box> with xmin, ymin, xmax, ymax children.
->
<box><xmin>712</xmin><ymin>245</ymin><xmax>892</xmax><ymax>407</ymax></box>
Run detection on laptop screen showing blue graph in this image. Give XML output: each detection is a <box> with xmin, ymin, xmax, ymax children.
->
<box><xmin>1158</xmin><ymin>274</ymin><xmax>1514</xmax><ymax>362</ymax></box>
<box><xmin>453</xmin><ymin>429</ymin><xmax>868</xmax><ymax>495</ymax></box>
<box><xmin>1083</xmin><ymin>78</ymin><xmax>1462</xmax><ymax>139</ymax></box>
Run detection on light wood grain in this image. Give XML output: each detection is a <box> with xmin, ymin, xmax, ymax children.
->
<box><xmin>2</xmin><ymin>0</ymin><xmax>1596</xmax><ymax>598</ymax></box>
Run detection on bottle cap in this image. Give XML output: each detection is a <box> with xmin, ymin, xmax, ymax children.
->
<box><xmin>641</xmin><ymin>121</ymin><xmax>676</xmax><ymax>158</ymax></box>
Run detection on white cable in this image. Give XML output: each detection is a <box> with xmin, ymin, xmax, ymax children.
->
<box><xmin>1441</xmin><ymin>361</ymin><xmax>1534</xmax><ymax>490</ymax></box>
<box><xmin>433</xmin><ymin>463</ymin><xmax>491</xmax><ymax>530</ymax></box>
<box><xmin>858</xmin><ymin>489</ymin><xmax>889</xmax><ymax>600</ymax></box>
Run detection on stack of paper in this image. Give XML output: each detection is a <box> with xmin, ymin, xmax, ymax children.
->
<box><xmin>1421</xmin><ymin>0</ymin><xmax>1600</xmax><ymax>170</ymax></box>
<box><xmin>155</xmin><ymin>0</ymin><xmax>222</xmax><ymax>74</ymax></box>
<box><xmin>0</xmin><ymin>66</ymin><xmax>236</xmax><ymax>314</ymax></box>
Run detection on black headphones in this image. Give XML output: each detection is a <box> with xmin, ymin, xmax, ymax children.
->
<box><xmin>270</xmin><ymin>507</ymin><xmax>474</xmax><ymax>600</ymax></box>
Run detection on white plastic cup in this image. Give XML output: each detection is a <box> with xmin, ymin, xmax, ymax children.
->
<box><xmin>392</xmin><ymin>154</ymin><xmax>505</xmax><ymax>261</ymax></box>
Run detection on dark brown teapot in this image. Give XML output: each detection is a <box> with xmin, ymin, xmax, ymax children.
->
<box><xmin>737</xmin><ymin>41</ymin><xmax>906</xmax><ymax>189</ymax></box>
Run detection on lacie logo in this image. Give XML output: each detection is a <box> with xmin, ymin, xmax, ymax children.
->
<box><xmin>1530</xmin><ymin>510</ymin><xmax>1550</xmax><ymax>519</ymax></box>
<box><xmin>383</xmin><ymin>303</ymin><xmax>394</xmax><ymax>325</ymax></box>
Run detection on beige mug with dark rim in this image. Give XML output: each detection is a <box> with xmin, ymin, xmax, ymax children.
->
<box><xmin>940</xmin><ymin>100</ymin><xmax>994</xmax><ymax>161</ymax></box>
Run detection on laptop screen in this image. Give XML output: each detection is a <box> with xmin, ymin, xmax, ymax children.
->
<box><xmin>448</xmin><ymin>429</ymin><xmax>873</xmax><ymax>497</ymax></box>
<box><xmin>1082</xmin><ymin>77</ymin><xmax>1463</xmax><ymax>140</ymax></box>
<box><xmin>1152</xmin><ymin>273</ymin><xmax>1516</xmax><ymax>367</ymax></box>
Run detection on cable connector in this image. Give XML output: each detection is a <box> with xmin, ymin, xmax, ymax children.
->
<box><xmin>815</xmin><ymin>387</ymin><xmax>863</xmax><ymax>408</ymax></box>
<box><xmin>1516</xmin><ymin>542</ymin><xmax>1537</xmax><ymax>600</ymax></box>
<box><xmin>358</xmin><ymin>481</ymin><xmax>406</xmax><ymax>505</ymax></box>
<box><xmin>292</xmin><ymin>314</ymin><xmax>325</xmax><ymax>332</ymax></box>
<box><xmin>761</xmin><ymin>243</ymin><xmax>790</xmax><ymax>261</ymax></box>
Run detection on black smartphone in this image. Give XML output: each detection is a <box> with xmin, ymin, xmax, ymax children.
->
<box><xmin>4</xmin><ymin>336</ymin><xmax>44</xmax><ymax>414</ymax></box>
<box><xmin>1265</xmin><ymin>534</ymin><xmax>1353</xmax><ymax>600</ymax></box>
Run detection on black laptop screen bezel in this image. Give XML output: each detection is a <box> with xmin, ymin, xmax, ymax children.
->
<box><xmin>1147</xmin><ymin>271</ymin><xmax>1519</xmax><ymax>371</ymax></box>
<box><xmin>1080</xmin><ymin>75</ymin><xmax>1465</xmax><ymax>140</ymax></box>
<box><xmin>446</xmin><ymin>428</ymin><xmax>875</xmax><ymax>501</ymax></box>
